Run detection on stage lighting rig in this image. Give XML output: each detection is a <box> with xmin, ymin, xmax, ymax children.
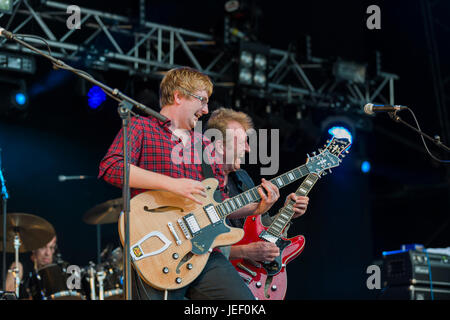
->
<box><xmin>333</xmin><ymin>59</ymin><xmax>367</xmax><ymax>84</ymax></box>
<box><xmin>0</xmin><ymin>0</ymin><xmax>12</xmax><ymax>13</ymax></box>
<box><xmin>238</xmin><ymin>42</ymin><xmax>270</xmax><ymax>89</ymax></box>
<box><xmin>0</xmin><ymin>52</ymin><xmax>36</xmax><ymax>74</ymax></box>
<box><xmin>0</xmin><ymin>78</ymin><xmax>28</xmax><ymax>114</ymax></box>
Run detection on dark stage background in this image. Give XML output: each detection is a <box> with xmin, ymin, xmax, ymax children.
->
<box><xmin>1</xmin><ymin>0</ymin><xmax>449</xmax><ymax>299</ymax></box>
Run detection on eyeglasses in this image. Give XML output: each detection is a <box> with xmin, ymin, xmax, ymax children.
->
<box><xmin>182</xmin><ymin>89</ymin><xmax>209</xmax><ymax>107</ymax></box>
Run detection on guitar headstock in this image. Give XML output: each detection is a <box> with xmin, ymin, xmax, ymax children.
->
<box><xmin>305</xmin><ymin>136</ymin><xmax>352</xmax><ymax>176</ymax></box>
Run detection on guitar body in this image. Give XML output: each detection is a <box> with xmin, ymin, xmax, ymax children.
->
<box><xmin>118</xmin><ymin>178</ymin><xmax>244</xmax><ymax>290</ymax></box>
<box><xmin>230</xmin><ymin>214</ymin><xmax>305</xmax><ymax>300</ymax></box>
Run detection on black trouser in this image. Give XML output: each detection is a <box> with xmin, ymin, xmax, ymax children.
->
<box><xmin>131</xmin><ymin>251</ymin><xmax>255</xmax><ymax>300</ymax></box>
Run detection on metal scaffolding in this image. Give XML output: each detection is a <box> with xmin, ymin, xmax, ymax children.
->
<box><xmin>0</xmin><ymin>0</ymin><xmax>399</xmax><ymax>114</ymax></box>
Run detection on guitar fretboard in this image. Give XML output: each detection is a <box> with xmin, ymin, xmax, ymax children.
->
<box><xmin>266</xmin><ymin>173</ymin><xmax>319</xmax><ymax>237</ymax></box>
<box><xmin>214</xmin><ymin>164</ymin><xmax>311</xmax><ymax>219</ymax></box>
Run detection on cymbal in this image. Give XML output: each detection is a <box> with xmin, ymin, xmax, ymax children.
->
<box><xmin>0</xmin><ymin>213</ymin><xmax>56</xmax><ymax>253</ymax></box>
<box><xmin>83</xmin><ymin>198</ymin><xmax>122</xmax><ymax>225</ymax></box>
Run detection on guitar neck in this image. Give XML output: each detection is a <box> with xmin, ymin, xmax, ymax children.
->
<box><xmin>215</xmin><ymin>164</ymin><xmax>311</xmax><ymax>219</ymax></box>
<box><xmin>266</xmin><ymin>173</ymin><xmax>319</xmax><ymax>237</ymax></box>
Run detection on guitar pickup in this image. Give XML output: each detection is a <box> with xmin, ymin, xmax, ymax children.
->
<box><xmin>183</xmin><ymin>213</ymin><xmax>201</xmax><ymax>236</ymax></box>
<box><xmin>203</xmin><ymin>204</ymin><xmax>221</xmax><ymax>224</ymax></box>
<box><xmin>259</xmin><ymin>230</ymin><xmax>279</xmax><ymax>244</ymax></box>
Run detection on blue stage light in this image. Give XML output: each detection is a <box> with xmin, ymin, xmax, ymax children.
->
<box><xmin>361</xmin><ymin>161</ymin><xmax>371</xmax><ymax>173</ymax></box>
<box><xmin>15</xmin><ymin>92</ymin><xmax>27</xmax><ymax>106</ymax></box>
<box><xmin>328</xmin><ymin>126</ymin><xmax>353</xmax><ymax>144</ymax></box>
<box><xmin>87</xmin><ymin>85</ymin><xmax>106</xmax><ymax>109</ymax></box>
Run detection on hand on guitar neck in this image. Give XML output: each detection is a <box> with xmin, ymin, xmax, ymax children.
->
<box><xmin>285</xmin><ymin>193</ymin><xmax>309</xmax><ymax>219</ymax></box>
<box><xmin>229</xmin><ymin>193</ymin><xmax>309</xmax><ymax>262</ymax></box>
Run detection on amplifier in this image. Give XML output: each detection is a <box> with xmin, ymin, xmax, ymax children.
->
<box><xmin>382</xmin><ymin>250</ymin><xmax>450</xmax><ymax>288</ymax></box>
<box><xmin>380</xmin><ymin>285</ymin><xmax>450</xmax><ymax>300</ymax></box>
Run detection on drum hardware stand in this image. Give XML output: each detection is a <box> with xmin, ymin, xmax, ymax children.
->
<box><xmin>96</xmin><ymin>268</ymin><xmax>106</xmax><ymax>300</ymax></box>
<box><xmin>12</xmin><ymin>232</ymin><xmax>21</xmax><ymax>298</ymax></box>
<box><xmin>88</xmin><ymin>262</ymin><xmax>97</xmax><ymax>300</ymax></box>
<box><xmin>0</xmin><ymin>28</ymin><xmax>168</xmax><ymax>300</ymax></box>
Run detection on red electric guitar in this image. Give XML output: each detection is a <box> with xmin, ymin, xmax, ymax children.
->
<box><xmin>230</xmin><ymin>136</ymin><xmax>351</xmax><ymax>300</ymax></box>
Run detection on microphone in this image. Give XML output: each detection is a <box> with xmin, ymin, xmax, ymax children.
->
<box><xmin>58</xmin><ymin>175</ymin><xmax>94</xmax><ymax>182</ymax></box>
<box><xmin>0</xmin><ymin>27</ymin><xmax>14</xmax><ymax>40</ymax></box>
<box><xmin>364</xmin><ymin>103</ymin><xmax>407</xmax><ymax>115</ymax></box>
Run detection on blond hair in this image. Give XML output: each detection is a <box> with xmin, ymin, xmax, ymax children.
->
<box><xmin>159</xmin><ymin>67</ymin><xmax>213</xmax><ymax>107</ymax></box>
<box><xmin>206</xmin><ymin>107</ymin><xmax>254</xmax><ymax>142</ymax></box>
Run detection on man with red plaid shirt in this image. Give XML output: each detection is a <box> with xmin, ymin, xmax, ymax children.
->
<box><xmin>99</xmin><ymin>67</ymin><xmax>280</xmax><ymax>300</ymax></box>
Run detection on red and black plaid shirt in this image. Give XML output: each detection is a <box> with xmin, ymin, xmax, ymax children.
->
<box><xmin>98</xmin><ymin>115</ymin><xmax>228</xmax><ymax>200</ymax></box>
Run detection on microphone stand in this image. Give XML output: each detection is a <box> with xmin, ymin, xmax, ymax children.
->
<box><xmin>1</xmin><ymin>149</ymin><xmax>8</xmax><ymax>291</ymax></box>
<box><xmin>0</xmin><ymin>30</ymin><xmax>168</xmax><ymax>300</ymax></box>
<box><xmin>389</xmin><ymin>111</ymin><xmax>450</xmax><ymax>153</ymax></box>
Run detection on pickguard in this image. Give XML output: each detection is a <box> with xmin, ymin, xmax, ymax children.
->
<box><xmin>190</xmin><ymin>221</ymin><xmax>231</xmax><ymax>255</ymax></box>
<box><xmin>259</xmin><ymin>231</ymin><xmax>291</xmax><ymax>276</ymax></box>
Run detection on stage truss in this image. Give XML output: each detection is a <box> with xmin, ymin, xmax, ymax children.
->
<box><xmin>0</xmin><ymin>0</ymin><xmax>399</xmax><ymax>115</ymax></box>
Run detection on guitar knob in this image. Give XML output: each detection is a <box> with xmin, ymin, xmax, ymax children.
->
<box><xmin>175</xmin><ymin>277</ymin><xmax>182</xmax><ymax>284</ymax></box>
<box><xmin>172</xmin><ymin>253</ymin><xmax>179</xmax><ymax>259</ymax></box>
<box><xmin>271</xmin><ymin>285</ymin><xmax>277</xmax><ymax>291</ymax></box>
<box><xmin>162</xmin><ymin>267</ymin><xmax>169</xmax><ymax>274</ymax></box>
<box><xmin>256</xmin><ymin>282</ymin><xmax>262</xmax><ymax>288</ymax></box>
<box><xmin>187</xmin><ymin>263</ymin><xmax>193</xmax><ymax>270</ymax></box>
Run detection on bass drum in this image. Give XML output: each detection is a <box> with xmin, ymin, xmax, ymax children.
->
<box><xmin>30</xmin><ymin>264</ymin><xmax>85</xmax><ymax>300</ymax></box>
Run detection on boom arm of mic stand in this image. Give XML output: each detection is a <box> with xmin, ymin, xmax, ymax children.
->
<box><xmin>0</xmin><ymin>30</ymin><xmax>167</xmax><ymax>299</ymax></box>
<box><xmin>389</xmin><ymin>111</ymin><xmax>450</xmax><ymax>153</ymax></box>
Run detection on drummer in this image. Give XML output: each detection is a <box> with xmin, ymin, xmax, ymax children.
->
<box><xmin>5</xmin><ymin>236</ymin><xmax>57</xmax><ymax>297</ymax></box>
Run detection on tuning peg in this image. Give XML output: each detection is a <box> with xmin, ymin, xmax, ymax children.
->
<box><xmin>338</xmin><ymin>159</ymin><xmax>342</xmax><ymax>163</ymax></box>
<box><xmin>312</xmin><ymin>151</ymin><xmax>316</xmax><ymax>156</ymax></box>
<box><xmin>345</xmin><ymin>150</ymin><xmax>349</xmax><ymax>154</ymax></box>
<box><xmin>321</xmin><ymin>171</ymin><xmax>327</xmax><ymax>176</ymax></box>
<box><xmin>328</xmin><ymin>169</ymin><xmax>332</xmax><ymax>173</ymax></box>
<box><xmin>326</xmin><ymin>140</ymin><xmax>330</xmax><ymax>144</ymax></box>
<box><xmin>306</xmin><ymin>153</ymin><xmax>310</xmax><ymax>158</ymax></box>
<box><xmin>341</xmin><ymin>154</ymin><xmax>346</xmax><ymax>158</ymax></box>
<box><xmin>318</xmin><ymin>148</ymin><xmax>323</xmax><ymax>153</ymax></box>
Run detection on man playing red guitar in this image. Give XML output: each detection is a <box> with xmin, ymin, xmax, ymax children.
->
<box><xmin>205</xmin><ymin>108</ymin><xmax>309</xmax><ymax>266</ymax></box>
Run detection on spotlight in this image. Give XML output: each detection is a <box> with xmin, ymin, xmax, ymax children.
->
<box><xmin>239</xmin><ymin>51</ymin><xmax>253</xmax><ymax>68</ymax></box>
<box><xmin>361</xmin><ymin>161</ymin><xmax>371</xmax><ymax>173</ymax></box>
<box><xmin>238</xmin><ymin>68</ymin><xmax>253</xmax><ymax>85</ymax></box>
<box><xmin>328</xmin><ymin>126</ymin><xmax>353</xmax><ymax>144</ymax></box>
<box><xmin>321</xmin><ymin>115</ymin><xmax>355</xmax><ymax>147</ymax></box>
<box><xmin>0</xmin><ymin>0</ymin><xmax>12</xmax><ymax>14</ymax></box>
<box><xmin>254</xmin><ymin>54</ymin><xmax>267</xmax><ymax>70</ymax></box>
<box><xmin>253</xmin><ymin>71</ymin><xmax>267</xmax><ymax>87</ymax></box>
<box><xmin>87</xmin><ymin>85</ymin><xmax>107</xmax><ymax>109</ymax></box>
<box><xmin>0</xmin><ymin>78</ymin><xmax>28</xmax><ymax>114</ymax></box>
<box><xmin>13</xmin><ymin>92</ymin><xmax>28</xmax><ymax>108</ymax></box>
<box><xmin>333</xmin><ymin>60</ymin><xmax>366</xmax><ymax>84</ymax></box>
<box><xmin>237</xmin><ymin>42</ymin><xmax>270</xmax><ymax>88</ymax></box>
<box><xmin>0</xmin><ymin>52</ymin><xmax>36</xmax><ymax>74</ymax></box>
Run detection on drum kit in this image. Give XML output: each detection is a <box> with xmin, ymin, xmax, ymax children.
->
<box><xmin>0</xmin><ymin>198</ymin><xmax>125</xmax><ymax>300</ymax></box>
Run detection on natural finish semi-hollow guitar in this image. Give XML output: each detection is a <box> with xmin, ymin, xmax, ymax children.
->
<box><xmin>118</xmin><ymin>138</ymin><xmax>347</xmax><ymax>291</ymax></box>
